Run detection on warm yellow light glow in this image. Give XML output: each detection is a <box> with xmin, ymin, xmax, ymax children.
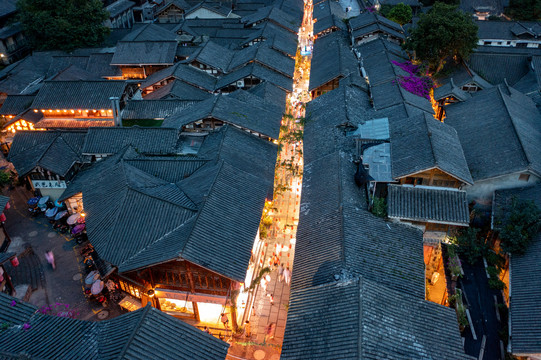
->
<box><xmin>81</xmin><ymin>212</ymin><xmax>86</xmax><ymax>217</ymax></box>
<box><xmin>20</xmin><ymin>120</ymin><xmax>27</xmax><ymax>126</ymax></box>
<box><xmin>197</xmin><ymin>302</ymin><xmax>223</xmax><ymax>323</ymax></box>
<box><xmin>70</xmin><ymin>110</ymin><xmax>75</xmax><ymax>114</ymax></box>
<box><xmin>33</xmin><ymin>109</ymin><xmax>38</xmax><ymax>113</ymax></box>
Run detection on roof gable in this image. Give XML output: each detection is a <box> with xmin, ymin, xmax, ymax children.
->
<box><xmin>390</xmin><ymin>113</ymin><xmax>473</xmax><ymax>184</ymax></box>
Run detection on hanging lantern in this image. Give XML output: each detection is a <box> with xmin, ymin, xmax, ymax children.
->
<box><xmin>10</xmin><ymin>257</ymin><xmax>19</xmax><ymax>267</ymax></box>
<box><xmin>0</xmin><ymin>213</ymin><xmax>6</xmax><ymax>222</ymax></box>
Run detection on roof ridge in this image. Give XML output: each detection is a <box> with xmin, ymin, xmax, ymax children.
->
<box><xmin>497</xmin><ymin>85</ymin><xmax>534</xmax><ymax>169</ymax></box>
<box><xmin>423</xmin><ymin>113</ymin><xmax>438</xmax><ymax>167</ymax></box>
<box><xmin>117</xmin><ymin>305</ymin><xmax>152</xmax><ymax>358</ymax></box>
<box><xmin>179</xmin><ymin>160</ymin><xmax>225</xmax><ymax>255</ymax></box>
<box><xmin>119</xmin><ymin>214</ymin><xmax>198</xmax><ymax>270</ymax></box>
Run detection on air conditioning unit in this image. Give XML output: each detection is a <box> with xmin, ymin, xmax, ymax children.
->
<box><xmin>236</xmin><ymin>80</ymin><xmax>245</xmax><ymax>88</ymax></box>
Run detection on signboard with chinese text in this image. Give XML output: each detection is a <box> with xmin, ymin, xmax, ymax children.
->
<box><xmin>32</xmin><ymin>180</ymin><xmax>67</xmax><ymax>189</ymax></box>
<box><xmin>155</xmin><ymin>288</ymin><xmax>228</xmax><ymax>305</ymax></box>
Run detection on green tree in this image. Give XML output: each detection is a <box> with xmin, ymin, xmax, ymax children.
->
<box><xmin>498</xmin><ymin>197</ymin><xmax>541</xmax><ymax>255</ymax></box>
<box><xmin>387</xmin><ymin>3</ymin><xmax>413</xmax><ymax>25</ymax></box>
<box><xmin>505</xmin><ymin>0</ymin><xmax>541</xmax><ymax>20</ymax></box>
<box><xmin>17</xmin><ymin>0</ymin><xmax>110</xmax><ymax>51</ymax></box>
<box><xmin>404</xmin><ymin>2</ymin><xmax>478</xmax><ymax>73</ymax></box>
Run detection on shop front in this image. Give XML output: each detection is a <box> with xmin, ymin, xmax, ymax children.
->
<box><xmin>155</xmin><ymin>288</ymin><xmax>227</xmax><ymax>323</ymax></box>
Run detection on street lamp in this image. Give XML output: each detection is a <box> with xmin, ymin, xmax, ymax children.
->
<box><xmin>374</xmin><ymin>0</ymin><xmax>381</xmax><ymax>12</ymax></box>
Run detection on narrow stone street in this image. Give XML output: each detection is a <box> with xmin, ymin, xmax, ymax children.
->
<box><xmin>2</xmin><ymin>182</ymin><xmax>120</xmax><ymax>322</ymax></box>
<box><xmin>226</xmin><ymin>2</ymin><xmax>313</xmax><ymax>359</ymax></box>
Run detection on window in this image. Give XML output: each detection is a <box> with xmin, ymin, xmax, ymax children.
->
<box><xmin>159</xmin><ymin>298</ymin><xmax>195</xmax><ymax>316</ymax></box>
<box><xmin>118</xmin><ymin>279</ymin><xmax>142</xmax><ymax>298</ymax></box>
<box><xmin>519</xmin><ymin>173</ymin><xmax>530</xmax><ymax>181</ymax></box>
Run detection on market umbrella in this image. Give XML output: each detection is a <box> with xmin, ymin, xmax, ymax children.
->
<box><xmin>67</xmin><ymin>213</ymin><xmax>81</xmax><ymax>225</ymax></box>
<box><xmin>71</xmin><ymin>223</ymin><xmax>85</xmax><ymax>235</ymax></box>
<box><xmin>91</xmin><ymin>280</ymin><xmax>104</xmax><ymax>295</ymax></box>
<box><xmin>85</xmin><ymin>270</ymin><xmax>99</xmax><ymax>285</ymax></box>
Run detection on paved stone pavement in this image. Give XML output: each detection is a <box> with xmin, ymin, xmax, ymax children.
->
<box><xmin>2</xmin><ymin>184</ymin><xmax>120</xmax><ymax>321</ymax></box>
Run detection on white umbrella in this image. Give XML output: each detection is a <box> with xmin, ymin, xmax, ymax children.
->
<box><xmin>91</xmin><ymin>280</ymin><xmax>104</xmax><ymax>295</ymax></box>
<box><xmin>85</xmin><ymin>270</ymin><xmax>99</xmax><ymax>285</ymax></box>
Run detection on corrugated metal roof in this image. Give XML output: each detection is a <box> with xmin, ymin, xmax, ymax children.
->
<box><xmin>387</xmin><ymin>185</ymin><xmax>470</xmax><ymax>225</ymax></box>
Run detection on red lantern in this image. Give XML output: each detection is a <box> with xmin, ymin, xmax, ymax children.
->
<box><xmin>0</xmin><ymin>213</ymin><xmax>6</xmax><ymax>222</ymax></box>
<box><xmin>5</xmin><ymin>202</ymin><xmax>10</xmax><ymax>209</ymax></box>
<box><xmin>10</xmin><ymin>257</ymin><xmax>19</xmax><ymax>267</ymax></box>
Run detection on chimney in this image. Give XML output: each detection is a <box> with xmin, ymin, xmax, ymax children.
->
<box><xmin>110</xmin><ymin>97</ymin><xmax>121</xmax><ymax>127</ymax></box>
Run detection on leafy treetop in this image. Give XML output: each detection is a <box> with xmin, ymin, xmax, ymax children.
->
<box><xmin>387</xmin><ymin>3</ymin><xmax>413</xmax><ymax>25</ymax></box>
<box><xmin>505</xmin><ymin>0</ymin><xmax>541</xmax><ymax>20</ymax></box>
<box><xmin>498</xmin><ymin>197</ymin><xmax>541</xmax><ymax>255</ymax></box>
<box><xmin>403</xmin><ymin>2</ymin><xmax>478</xmax><ymax>73</ymax></box>
<box><xmin>17</xmin><ymin>0</ymin><xmax>110</xmax><ymax>52</ymax></box>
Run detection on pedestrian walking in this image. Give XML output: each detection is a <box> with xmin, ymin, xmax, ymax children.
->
<box><xmin>45</xmin><ymin>250</ymin><xmax>56</xmax><ymax>270</ymax></box>
<box><xmin>267</xmin><ymin>293</ymin><xmax>274</xmax><ymax>305</ymax></box>
<box><xmin>220</xmin><ymin>313</ymin><xmax>229</xmax><ymax>329</ymax></box>
<box><xmin>260</xmin><ymin>276</ymin><xmax>268</xmax><ymax>292</ymax></box>
<box><xmin>204</xmin><ymin>326</ymin><xmax>211</xmax><ymax>334</ymax></box>
<box><xmin>283</xmin><ymin>266</ymin><xmax>291</xmax><ymax>285</ymax></box>
<box><xmin>278</xmin><ymin>263</ymin><xmax>284</xmax><ymax>282</ymax></box>
<box><xmin>245</xmin><ymin>320</ymin><xmax>251</xmax><ymax>338</ymax></box>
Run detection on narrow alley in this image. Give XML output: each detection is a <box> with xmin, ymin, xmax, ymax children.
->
<box><xmin>226</xmin><ymin>1</ymin><xmax>314</xmax><ymax>359</ymax></box>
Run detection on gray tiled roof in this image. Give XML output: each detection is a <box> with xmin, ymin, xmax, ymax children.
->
<box><xmin>388</xmin><ymin>185</ymin><xmax>470</xmax><ymax>225</ymax></box>
<box><xmin>348</xmin><ymin>12</ymin><xmax>404</xmax><ymax>39</ymax></box>
<box><xmin>0</xmin><ymin>51</ymin><xmax>64</xmax><ymax>95</ymax></box>
<box><xmin>0</xmin><ymin>95</ymin><xmax>34</xmax><ymax>115</ymax></box>
<box><xmin>215</xmin><ymin>62</ymin><xmax>293</xmax><ymax>91</ymax></box>
<box><xmin>294</xmin><ymin>151</ymin><xmax>426</xmax><ymax>297</ymax></box>
<box><xmin>468</xmin><ymin>51</ymin><xmax>532</xmax><ymax>86</ymax></box>
<box><xmin>46</xmin><ymin>56</ymin><xmax>90</xmax><ymax>78</ymax></box>
<box><xmin>390</xmin><ymin>113</ymin><xmax>473</xmax><ymax>184</ymax></box>
<box><xmin>8</xmin><ymin>130</ymin><xmax>88</xmax><ymax>177</ymax></box>
<box><xmin>185</xmin><ymin>2</ymin><xmax>233</xmax><ymax>17</ymax></box>
<box><xmin>121</xmin><ymin>99</ymin><xmax>195</xmax><ymax>120</ymax></box>
<box><xmin>0</xmin><ymin>294</ymin><xmax>229</xmax><ymax>360</ymax></box>
<box><xmin>282</xmin><ymin>278</ymin><xmax>474</xmax><ymax>360</ymax></box>
<box><xmin>106</xmin><ymin>0</ymin><xmax>136</xmax><ymax>18</ymax></box>
<box><xmin>121</xmin><ymin>23</ymin><xmax>178</xmax><ymax>41</ymax></box>
<box><xmin>309</xmin><ymin>32</ymin><xmax>360</xmax><ymax>91</ymax></box>
<box><xmin>445</xmin><ymin>84</ymin><xmax>541</xmax><ymax>180</ymax></box>
<box><xmin>181</xmin><ymin>161</ymin><xmax>270</xmax><ymax>281</ymax></box>
<box><xmin>140</xmin><ymin>63</ymin><xmax>217</xmax><ymax>92</ymax></box>
<box><xmin>31</xmin><ymin>81</ymin><xmax>127</xmax><ymax>110</ymax></box>
<box><xmin>461</xmin><ymin>0</ymin><xmax>503</xmax><ymax>14</ymax></box>
<box><xmin>188</xmin><ymin>41</ymin><xmax>235</xmax><ymax>72</ymax></box>
<box><xmin>434</xmin><ymin>78</ymin><xmax>472</xmax><ymax>102</ymax></box>
<box><xmin>228</xmin><ymin>42</ymin><xmax>295</xmax><ymax>77</ymax></box>
<box><xmin>476</xmin><ymin>20</ymin><xmax>541</xmax><ymax>41</ymax></box>
<box><xmin>111</xmin><ymin>41</ymin><xmax>177</xmax><ymax>65</ymax></box>
<box><xmin>84</xmin><ymin>161</ymin><xmax>197</xmax><ymax>270</ymax></box>
<box><xmin>75</xmin><ymin>125</ymin><xmax>276</xmax><ymax>278</ymax></box>
<box><xmin>247</xmin><ymin>81</ymin><xmax>287</xmax><ymax>112</ymax></box>
<box><xmin>162</xmin><ymin>90</ymin><xmax>282</xmax><ymax>139</ymax></box>
<box><xmin>492</xmin><ymin>185</ymin><xmax>541</xmax><ymax>355</ymax></box>
<box><xmin>240</xmin><ymin>22</ymin><xmax>299</xmax><ymax>57</ymax></box>
<box><xmin>313</xmin><ymin>15</ymin><xmax>347</xmax><ymax>36</ymax></box>
<box><xmin>143</xmin><ymin>79</ymin><xmax>213</xmax><ymax>101</ymax></box>
<box><xmin>82</xmin><ymin>127</ymin><xmax>179</xmax><ymax>155</ymax></box>
<box><xmin>241</xmin><ymin>5</ymin><xmax>301</xmax><ymax>33</ymax></box>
